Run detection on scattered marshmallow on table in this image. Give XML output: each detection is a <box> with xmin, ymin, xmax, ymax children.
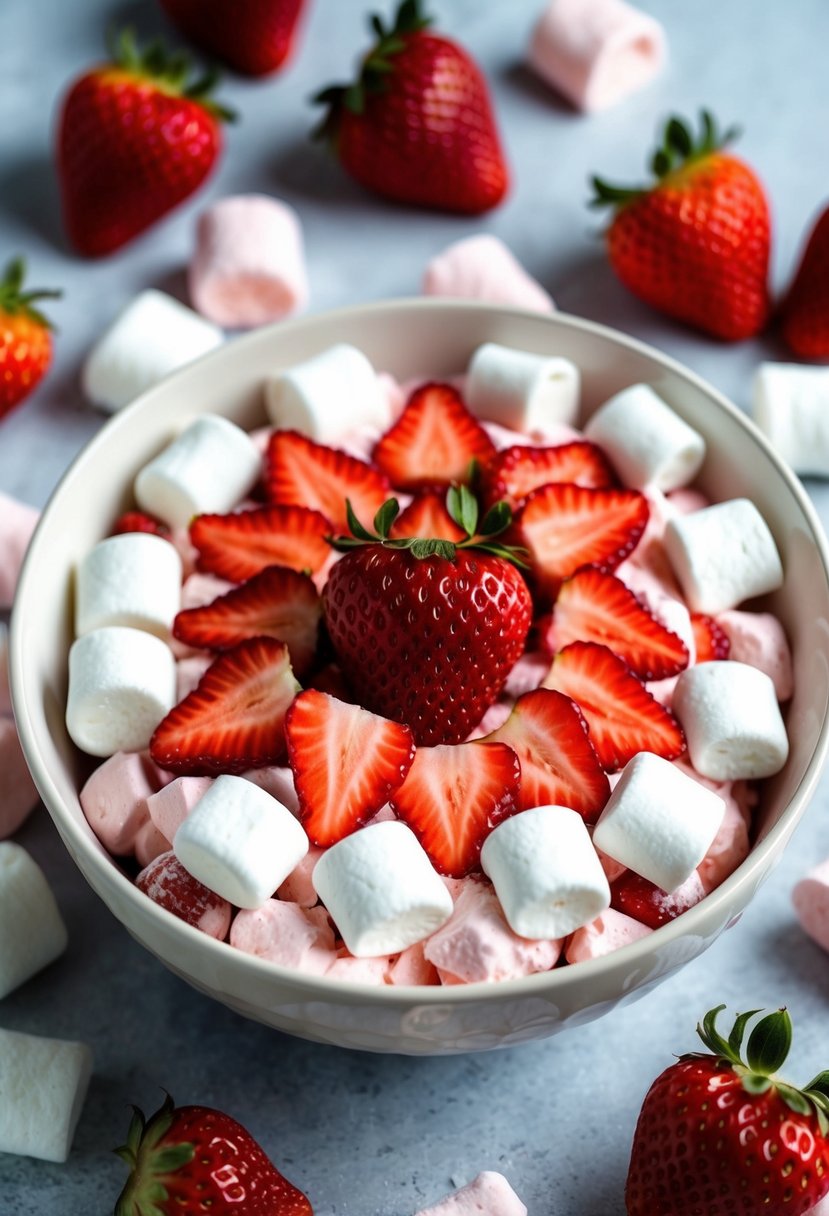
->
<box><xmin>189</xmin><ymin>194</ymin><xmax>309</xmax><ymax>329</ymax></box>
<box><xmin>265</xmin><ymin>343</ymin><xmax>391</xmax><ymax>444</ymax></box>
<box><xmin>593</xmin><ymin>752</ymin><xmax>725</xmax><ymax>893</ymax></box>
<box><xmin>0</xmin><ymin>490</ymin><xmax>39</xmax><ymax>609</ymax></box>
<box><xmin>81</xmin><ymin>289</ymin><xmax>223</xmax><ymax>414</ymax></box>
<box><xmin>0</xmin><ymin>1026</ymin><xmax>92</xmax><ymax>1162</ymax></box>
<box><xmin>793</xmin><ymin>858</ymin><xmax>829</xmax><ymax>955</ymax></box>
<box><xmin>466</xmin><ymin>342</ymin><xmax>580</xmax><ymax>433</ymax></box>
<box><xmin>584</xmin><ymin>384</ymin><xmax>706</xmax><ymax>491</ymax></box>
<box><xmin>413</xmin><ymin>1171</ymin><xmax>527</xmax><ymax>1216</ymax></box>
<box><xmin>717</xmin><ymin>609</ymin><xmax>794</xmax><ymax>701</ymax></box>
<box><xmin>422</xmin><ymin>234</ymin><xmax>554</xmax><ymax>313</ymax></box>
<box><xmin>673</xmin><ymin>661</ymin><xmax>789</xmax><ymax>781</ymax></box>
<box><xmin>565</xmin><ymin>908</ymin><xmax>652</xmax><ymax>964</ymax></box>
<box><xmin>75</xmin><ymin>532</ymin><xmax>182</xmax><ymax>640</ymax></box>
<box><xmin>0</xmin><ymin>843</ymin><xmax>67</xmax><ymax>999</ymax></box>
<box><xmin>0</xmin><ymin>716</ymin><xmax>40</xmax><ymax>838</ymax></box>
<box><xmin>752</xmin><ymin>362</ymin><xmax>829</xmax><ymax>477</ymax></box>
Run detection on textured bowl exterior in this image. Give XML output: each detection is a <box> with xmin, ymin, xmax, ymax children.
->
<box><xmin>11</xmin><ymin>300</ymin><xmax>829</xmax><ymax>1054</ymax></box>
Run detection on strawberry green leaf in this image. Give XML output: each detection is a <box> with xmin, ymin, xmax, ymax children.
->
<box><xmin>479</xmin><ymin>500</ymin><xmax>512</xmax><ymax>538</ymax></box>
<box><xmin>739</xmin><ymin>1073</ymin><xmax>773</xmax><ymax>1095</ymax></box>
<box><xmin>745</xmin><ymin>1008</ymin><xmax>792</xmax><ymax>1076</ymax></box>
<box><xmin>804</xmin><ymin>1071</ymin><xmax>829</xmax><ymax>1099</ymax></box>
<box><xmin>447</xmin><ymin>484</ymin><xmax>478</xmax><ymax>538</ymax></box>
<box><xmin>776</xmin><ymin>1082</ymin><xmax>813</xmax><ymax>1117</ymax></box>
<box><xmin>409</xmin><ymin>538</ymin><xmax>456</xmax><ymax>559</ymax></box>
<box><xmin>345</xmin><ymin>499</ymin><xmax>377</xmax><ymax>542</ymax></box>
<box><xmin>373</xmin><ymin>498</ymin><xmax>400</xmax><ymax>537</ymax></box>
<box><xmin>727</xmin><ymin>1008</ymin><xmax>762</xmax><ymax>1058</ymax></box>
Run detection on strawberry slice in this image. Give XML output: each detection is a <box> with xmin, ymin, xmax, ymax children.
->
<box><xmin>285</xmin><ymin>690</ymin><xmax>415</xmax><ymax>847</ymax></box>
<box><xmin>543</xmin><ymin>641</ymin><xmax>685</xmax><ymax>770</ymax></box>
<box><xmin>110</xmin><ymin>509</ymin><xmax>170</xmax><ymax>539</ymax></box>
<box><xmin>690</xmin><ymin>612</ymin><xmax>731</xmax><ymax>662</ymax></box>
<box><xmin>517</xmin><ymin>483</ymin><xmax>649</xmax><ymax>601</ymax></box>
<box><xmin>190</xmin><ymin>505</ymin><xmax>330</xmax><ymax>583</ymax></box>
<box><xmin>265</xmin><ymin>430</ymin><xmax>390</xmax><ymax>531</ymax></box>
<box><xmin>150</xmin><ymin>637</ymin><xmax>300</xmax><ymax>775</ymax></box>
<box><xmin>611</xmin><ymin>869</ymin><xmax>706</xmax><ymax>928</ymax></box>
<box><xmin>483</xmin><ymin>688</ymin><xmax>609</xmax><ymax>823</ymax></box>
<box><xmin>172</xmin><ymin>565</ymin><xmax>322</xmax><ymax>676</ymax></box>
<box><xmin>372</xmin><ymin>382</ymin><xmax>496</xmax><ymax>491</ymax></box>
<box><xmin>480</xmin><ymin>441</ymin><xmax>615</xmax><ymax>509</ymax></box>
<box><xmin>553</xmin><ymin>568</ymin><xmax>689</xmax><ymax>681</ymax></box>
<box><xmin>388</xmin><ymin>492</ymin><xmax>466</xmax><ymax>541</ymax></box>
<box><xmin>390</xmin><ymin>739</ymin><xmax>521</xmax><ymax>877</ymax></box>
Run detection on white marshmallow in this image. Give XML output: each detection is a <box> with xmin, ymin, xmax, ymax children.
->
<box><xmin>75</xmin><ymin>532</ymin><xmax>182</xmax><ymax>640</ymax></box>
<box><xmin>752</xmin><ymin>362</ymin><xmax>829</xmax><ymax>477</ymax></box>
<box><xmin>584</xmin><ymin>384</ymin><xmax>705</xmax><ymax>491</ymax></box>
<box><xmin>312</xmin><ymin>821</ymin><xmax>453</xmax><ymax>957</ymax></box>
<box><xmin>593</xmin><ymin>752</ymin><xmax>725</xmax><ymax>892</ymax></box>
<box><xmin>134</xmin><ymin>415</ymin><xmax>262</xmax><ymax>529</ymax></box>
<box><xmin>465</xmin><ymin>342</ymin><xmax>580</xmax><ymax>434</ymax></box>
<box><xmin>174</xmin><ymin>774</ymin><xmax>308</xmax><ymax>909</ymax></box>
<box><xmin>663</xmin><ymin>499</ymin><xmax>784</xmax><ymax>615</ymax></box>
<box><xmin>0</xmin><ymin>1027</ymin><xmax>92</xmax><ymax>1161</ymax></box>
<box><xmin>672</xmin><ymin>661</ymin><xmax>789</xmax><ymax>781</ymax></box>
<box><xmin>82</xmin><ymin>289</ymin><xmax>223</xmax><ymax>413</ymax></box>
<box><xmin>481</xmin><ymin>806</ymin><xmax>610</xmax><ymax>939</ymax></box>
<box><xmin>265</xmin><ymin>343</ymin><xmax>390</xmax><ymax>444</ymax></box>
<box><xmin>65</xmin><ymin>626</ymin><xmax>177</xmax><ymax>757</ymax></box>
<box><xmin>0</xmin><ymin>619</ymin><xmax>10</xmax><ymax>715</ymax></box>
<box><xmin>0</xmin><ymin>843</ymin><xmax>68</xmax><ymax>999</ymax></box>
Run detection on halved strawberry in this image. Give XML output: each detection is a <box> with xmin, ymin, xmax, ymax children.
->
<box><xmin>480</xmin><ymin>441</ymin><xmax>615</xmax><ymax>509</ymax></box>
<box><xmin>390</xmin><ymin>739</ymin><xmax>520</xmax><ymax>876</ymax></box>
<box><xmin>543</xmin><ymin>641</ymin><xmax>685</xmax><ymax>770</ymax></box>
<box><xmin>190</xmin><ymin>505</ymin><xmax>330</xmax><ymax>583</ymax></box>
<box><xmin>111</xmin><ymin>510</ymin><xmax>170</xmax><ymax>539</ymax></box>
<box><xmin>150</xmin><ymin>637</ymin><xmax>300</xmax><ymax>775</ymax></box>
<box><xmin>372</xmin><ymin>382</ymin><xmax>495</xmax><ymax>491</ymax></box>
<box><xmin>265</xmin><ymin>430</ymin><xmax>389</xmax><ymax>530</ymax></box>
<box><xmin>285</xmin><ymin>689</ymin><xmax>415</xmax><ymax>846</ymax></box>
<box><xmin>517</xmin><ymin>483</ymin><xmax>649</xmax><ymax>601</ymax></box>
<box><xmin>611</xmin><ymin>868</ymin><xmax>706</xmax><ymax>929</ymax></box>
<box><xmin>691</xmin><ymin>613</ymin><xmax>731</xmax><ymax>662</ymax></box>
<box><xmin>553</xmin><ymin>568</ymin><xmax>689</xmax><ymax>681</ymax></box>
<box><xmin>388</xmin><ymin>492</ymin><xmax>465</xmax><ymax>541</ymax></box>
<box><xmin>172</xmin><ymin>565</ymin><xmax>321</xmax><ymax>676</ymax></box>
<box><xmin>483</xmin><ymin>688</ymin><xmax>609</xmax><ymax>823</ymax></box>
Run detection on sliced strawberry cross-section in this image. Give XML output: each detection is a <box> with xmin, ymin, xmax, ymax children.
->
<box><xmin>388</xmin><ymin>492</ymin><xmax>466</xmax><ymax>541</ymax></box>
<box><xmin>373</xmin><ymin>381</ymin><xmax>495</xmax><ymax>491</ymax></box>
<box><xmin>690</xmin><ymin>612</ymin><xmax>731</xmax><ymax>662</ymax></box>
<box><xmin>190</xmin><ymin>504</ymin><xmax>330</xmax><ymax>583</ymax></box>
<box><xmin>265</xmin><ymin>429</ymin><xmax>390</xmax><ymax>531</ymax></box>
<box><xmin>480</xmin><ymin>440</ymin><xmax>615</xmax><ymax>509</ymax></box>
<box><xmin>110</xmin><ymin>510</ymin><xmax>171</xmax><ymax>539</ymax></box>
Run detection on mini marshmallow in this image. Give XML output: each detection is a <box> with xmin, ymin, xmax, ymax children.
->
<box><xmin>528</xmin><ymin>0</ymin><xmax>667</xmax><ymax>113</ymax></box>
<box><xmin>325</xmin><ymin>952</ymin><xmax>391</xmax><ymax>984</ymax></box>
<box><xmin>277</xmin><ymin>846</ymin><xmax>323</xmax><ymax>907</ymax></box>
<box><xmin>75</xmin><ymin>532</ymin><xmax>182</xmax><ymax>640</ymax></box>
<box><xmin>0</xmin><ymin>619</ymin><xmax>10</xmax><ymax>714</ymax></box>
<box><xmin>663</xmin><ymin>499</ymin><xmax>784</xmax><ymax>615</ymax></box>
<box><xmin>584</xmin><ymin>384</ymin><xmax>706</xmax><ymax>491</ymax></box>
<box><xmin>176</xmin><ymin>654</ymin><xmax>212</xmax><ymax>701</ymax></box>
<box><xmin>82</xmin><ymin>289</ymin><xmax>223</xmax><ymax>413</ymax></box>
<box><xmin>565</xmin><ymin>908</ymin><xmax>652</xmax><ymax>964</ymax></box>
<box><xmin>174</xmin><ymin>774</ymin><xmax>308</xmax><ymax>909</ymax></box>
<box><xmin>752</xmin><ymin>362</ymin><xmax>829</xmax><ymax>477</ymax></box>
<box><xmin>265</xmin><ymin>343</ymin><xmax>390</xmax><ymax>444</ymax></box>
<box><xmin>414</xmin><ymin>1171</ymin><xmax>527</xmax><ymax>1216</ymax></box>
<box><xmin>673</xmin><ymin>661</ymin><xmax>789</xmax><ymax>781</ymax></box>
<box><xmin>0</xmin><ymin>843</ymin><xmax>67</xmax><ymax>998</ymax></box>
<box><xmin>230</xmin><ymin>900</ymin><xmax>336</xmax><ymax>973</ymax></box>
<box><xmin>242</xmin><ymin>765</ymin><xmax>300</xmax><ymax>816</ymax></box>
<box><xmin>66</xmin><ymin>627</ymin><xmax>177</xmax><ymax>758</ymax></box>
<box><xmin>312</xmin><ymin>821</ymin><xmax>453</xmax><ymax>957</ymax></box>
<box><xmin>793</xmin><ymin>858</ymin><xmax>829</xmax><ymax>955</ymax></box>
<box><xmin>466</xmin><ymin>342</ymin><xmax>580</xmax><ymax>434</ymax></box>
<box><xmin>133</xmin><ymin>817</ymin><xmax>172</xmax><ymax>868</ymax></box>
<box><xmin>593</xmin><ymin>752</ymin><xmax>725</xmax><ymax>893</ymax></box>
<box><xmin>147</xmin><ymin>775</ymin><xmax>213</xmax><ymax>844</ymax></box>
<box><xmin>481</xmin><ymin>806</ymin><xmax>611</xmax><ymax>939</ymax></box>
<box><xmin>134</xmin><ymin>415</ymin><xmax>262</xmax><ymax>529</ymax></box>
<box><xmin>0</xmin><ymin>1027</ymin><xmax>92</xmax><ymax>1161</ymax></box>
<box><xmin>79</xmin><ymin>750</ymin><xmax>160</xmax><ymax>854</ymax></box>
<box><xmin>422</xmin><ymin>234</ymin><xmax>554</xmax><ymax>313</ymax></box>
<box><xmin>0</xmin><ymin>490</ymin><xmax>39</xmax><ymax>609</ymax></box>
<box><xmin>389</xmin><ymin>940</ymin><xmax>440</xmax><ymax>986</ymax></box>
<box><xmin>0</xmin><ymin>717</ymin><xmax>40</xmax><ymax>838</ymax></box>
<box><xmin>717</xmin><ymin>609</ymin><xmax>794</xmax><ymax>701</ymax></box>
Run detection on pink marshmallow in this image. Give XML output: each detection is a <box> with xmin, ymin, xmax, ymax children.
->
<box><xmin>389</xmin><ymin>940</ymin><xmax>440</xmax><ymax>986</ymax></box>
<box><xmin>0</xmin><ymin>717</ymin><xmax>39</xmax><ymax>838</ymax></box>
<box><xmin>133</xmin><ymin>817</ymin><xmax>172</xmax><ymax>868</ymax></box>
<box><xmin>793</xmin><ymin>859</ymin><xmax>829</xmax><ymax>956</ymax></box>
<box><xmin>136</xmin><ymin>851</ymin><xmax>231</xmax><ymax>939</ymax></box>
<box><xmin>422</xmin><ymin>234</ymin><xmax>554</xmax><ymax>313</ymax></box>
<box><xmin>230</xmin><ymin>901</ymin><xmax>337</xmax><ymax>973</ymax></box>
<box><xmin>482</xmin><ymin>420</ymin><xmax>583</xmax><ymax>450</ymax></box>
<box><xmin>528</xmin><ymin>0</ymin><xmax>666</xmax><ymax>113</ymax></box>
<box><xmin>79</xmin><ymin>751</ymin><xmax>160</xmax><ymax>854</ymax></box>
<box><xmin>717</xmin><ymin>610</ymin><xmax>794</xmax><ymax>701</ymax></box>
<box><xmin>594</xmin><ymin>842</ymin><xmax>626</xmax><ymax>884</ymax></box>
<box><xmin>0</xmin><ymin>491</ymin><xmax>39</xmax><ymax>609</ymax></box>
<box><xmin>697</xmin><ymin>800</ymin><xmax>750</xmax><ymax>894</ymax></box>
<box><xmin>467</xmin><ymin>700</ymin><xmax>513</xmax><ymax>740</ymax></box>
<box><xmin>276</xmin><ymin>846</ymin><xmax>323</xmax><ymax>907</ymax></box>
<box><xmin>176</xmin><ymin>655</ymin><xmax>213</xmax><ymax>701</ymax></box>
<box><xmin>667</xmin><ymin>488</ymin><xmax>711</xmax><ymax>515</ymax></box>
<box><xmin>189</xmin><ymin>195</ymin><xmax>309</xmax><ymax>329</ymax></box>
<box><xmin>502</xmin><ymin>651</ymin><xmax>550</xmax><ymax>699</ymax></box>
<box><xmin>414</xmin><ymin>1172</ymin><xmax>527</xmax><ymax>1216</ymax></box>
<box><xmin>146</xmin><ymin>775</ymin><xmax>213</xmax><ymax>843</ymax></box>
<box><xmin>170</xmin><ymin>526</ymin><xmax>199</xmax><ymax>579</ymax></box>
<box><xmin>324</xmin><ymin>951</ymin><xmax>391</xmax><ymax>984</ymax></box>
<box><xmin>564</xmin><ymin>908</ymin><xmax>651</xmax><ymax>964</ymax></box>
<box><xmin>242</xmin><ymin>766</ymin><xmax>299</xmax><ymax>815</ymax></box>
<box><xmin>180</xmin><ymin>571</ymin><xmax>235</xmax><ymax>610</ymax></box>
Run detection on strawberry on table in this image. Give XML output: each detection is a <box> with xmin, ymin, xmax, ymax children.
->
<box><xmin>479</xmin><ymin>441</ymin><xmax>616</xmax><ymax>511</ymax></box>
<box><xmin>190</xmin><ymin>504</ymin><xmax>331</xmax><ymax>583</ymax></box>
<box><xmin>0</xmin><ymin>258</ymin><xmax>60</xmax><ymax>422</ymax></box>
<box><xmin>372</xmin><ymin>382</ymin><xmax>496</xmax><ymax>491</ymax></box>
<box><xmin>265</xmin><ymin>430</ymin><xmax>390</xmax><ymax>531</ymax></box>
<box><xmin>159</xmin><ymin>0</ymin><xmax>307</xmax><ymax>77</ymax></box>
<box><xmin>779</xmin><ymin>203</ymin><xmax>829</xmax><ymax>358</ymax></box>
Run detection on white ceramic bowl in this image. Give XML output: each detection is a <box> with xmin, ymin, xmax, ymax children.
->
<box><xmin>11</xmin><ymin>300</ymin><xmax>829</xmax><ymax>1055</ymax></box>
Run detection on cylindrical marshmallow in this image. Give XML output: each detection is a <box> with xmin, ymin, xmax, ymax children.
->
<box><xmin>752</xmin><ymin>362</ymin><xmax>829</xmax><ymax>477</ymax></box>
<box><xmin>66</xmin><ymin>627</ymin><xmax>177</xmax><ymax>758</ymax></box>
<box><xmin>189</xmin><ymin>194</ymin><xmax>309</xmax><ymax>329</ymax></box>
<box><xmin>173</xmin><ymin>774</ymin><xmax>308</xmax><ymax>910</ymax></box>
<box><xmin>672</xmin><ymin>661</ymin><xmax>789</xmax><ymax>781</ymax></box>
<box><xmin>0</xmin><ymin>490</ymin><xmax>39</xmax><ymax>609</ymax></box>
<box><xmin>466</xmin><ymin>342</ymin><xmax>580</xmax><ymax>434</ymax></box>
<box><xmin>134</xmin><ymin>414</ymin><xmax>262</xmax><ymax>529</ymax></box>
<box><xmin>75</xmin><ymin>533</ymin><xmax>182</xmax><ymax>640</ymax></box>
<box><xmin>415</xmin><ymin>1172</ymin><xmax>528</xmax><ymax>1216</ymax></box>
<box><xmin>82</xmin><ymin>289</ymin><xmax>224</xmax><ymax>414</ymax></box>
<box><xmin>79</xmin><ymin>750</ymin><xmax>159</xmax><ymax>855</ymax></box>
<box><xmin>717</xmin><ymin>609</ymin><xmax>794</xmax><ymax>702</ymax></box>
<box><xmin>422</xmin><ymin>234</ymin><xmax>554</xmax><ymax>313</ymax></box>
<box><xmin>593</xmin><ymin>752</ymin><xmax>725</xmax><ymax>893</ymax></box>
<box><xmin>0</xmin><ymin>1027</ymin><xmax>92</xmax><ymax>1162</ymax></box>
<box><xmin>0</xmin><ymin>843</ymin><xmax>67</xmax><ymax>999</ymax></box>
<box><xmin>264</xmin><ymin>343</ymin><xmax>391</xmax><ymax>444</ymax></box>
<box><xmin>528</xmin><ymin>0</ymin><xmax>667</xmax><ymax>113</ymax></box>
<box><xmin>480</xmin><ymin>806</ymin><xmax>611</xmax><ymax>939</ymax></box>
<box><xmin>793</xmin><ymin>858</ymin><xmax>829</xmax><ymax>955</ymax></box>
<box><xmin>312</xmin><ymin>821</ymin><xmax>453</xmax><ymax>957</ymax></box>
<box><xmin>663</xmin><ymin>499</ymin><xmax>784</xmax><ymax>615</ymax></box>
<box><xmin>584</xmin><ymin>384</ymin><xmax>706</xmax><ymax>491</ymax></box>
<box><xmin>564</xmin><ymin>908</ymin><xmax>652</xmax><ymax>964</ymax></box>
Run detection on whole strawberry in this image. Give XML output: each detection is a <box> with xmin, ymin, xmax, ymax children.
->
<box><xmin>114</xmin><ymin>1094</ymin><xmax>313</xmax><ymax>1214</ymax></box>
<box><xmin>57</xmin><ymin>30</ymin><xmax>232</xmax><ymax>257</ymax></box>
<box><xmin>591</xmin><ymin>111</ymin><xmax>771</xmax><ymax>341</ymax></box>
<box><xmin>626</xmin><ymin>1004</ymin><xmax>829</xmax><ymax>1216</ymax></box>
<box><xmin>159</xmin><ymin>0</ymin><xmax>306</xmax><ymax>77</ymax></box>
<box><xmin>313</xmin><ymin>0</ymin><xmax>508</xmax><ymax>215</ymax></box>
<box><xmin>0</xmin><ymin>258</ymin><xmax>60</xmax><ymax>421</ymax></box>
<box><xmin>324</xmin><ymin>488</ymin><xmax>532</xmax><ymax>745</ymax></box>
<box><xmin>779</xmin><ymin>204</ymin><xmax>829</xmax><ymax>358</ymax></box>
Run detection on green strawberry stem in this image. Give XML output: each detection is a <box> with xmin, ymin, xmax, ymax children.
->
<box><xmin>106</xmin><ymin>27</ymin><xmax>236</xmax><ymax>122</ymax></box>
<box><xmin>113</xmin><ymin>1094</ymin><xmax>195</xmax><ymax>1216</ymax></box>
<box><xmin>0</xmin><ymin>258</ymin><xmax>61</xmax><ymax>329</ymax></box>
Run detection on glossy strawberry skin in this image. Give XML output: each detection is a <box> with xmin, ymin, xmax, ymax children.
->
<box><xmin>780</xmin><ymin>205</ymin><xmax>829</xmax><ymax>358</ymax></box>
<box><xmin>0</xmin><ymin>312</ymin><xmax>52</xmax><ymax>419</ymax></box>
<box><xmin>159</xmin><ymin>0</ymin><xmax>306</xmax><ymax>77</ymax></box>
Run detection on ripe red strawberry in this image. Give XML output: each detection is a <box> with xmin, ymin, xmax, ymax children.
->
<box><xmin>626</xmin><ymin>1005</ymin><xmax>829</xmax><ymax>1216</ymax></box>
<box><xmin>313</xmin><ymin>0</ymin><xmax>508</xmax><ymax>215</ymax></box>
<box><xmin>159</xmin><ymin>0</ymin><xmax>306</xmax><ymax>77</ymax></box>
<box><xmin>150</xmin><ymin>637</ymin><xmax>300</xmax><ymax>775</ymax></box>
<box><xmin>136</xmin><ymin>852</ymin><xmax>230</xmax><ymax>936</ymax></box>
<box><xmin>285</xmin><ymin>690</ymin><xmax>415</xmax><ymax>846</ymax></box>
<box><xmin>591</xmin><ymin>111</ymin><xmax>771</xmax><ymax>341</ymax></box>
<box><xmin>390</xmin><ymin>739</ymin><xmax>521</xmax><ymax>876</ymax></box>
<box><xmin>479</xmin><ymin>441</ymin><xmax>615</xmax><ymax>510</ymax></box>
<box><xmin>265</xmin><ymin>430</ymin><xmax>390</xmax><ymax>531</ymax></box>
<box><xmin>389</xmin><ymin>493</ymin><xmax>465</xmax><ymax>542</ymax></box>
<box><xmin>543</xmin><ymin>641</ymin><xmax>685</xmax><ymax>770</ymax></box>
<box><xmin>114</xmin><ymin>1093</ymin><xmax>313</xmax><ymax>1215</ymax></box>
<box><xmin>110</xmin><ymin>509</ymin><xmax>171</xmax><ymax>539</ymax></box>
<box><xmin>553</xmin><ymin>568</ymin><xmax>689</xmax><ymax>681</ymax></box>
<box><xmin>57</xmin><ymin>30</ymin><xmax>232</xmax><ymax>257</ymax></box>
<box><xmin>611</xmin><ymin>868</ymin><xmax>705</xmax><ymax>929</ymax></box>
<box><xmin>190</xmin><ymin>505</ymin><xmax>330</xmax><ymax>583</ymax></box>
<box><xmin>690</xmin><ymin>611</ymin><xmax>731</xmax><ymax>662</ymax></box>
<box><xmin>779</xmin><ymin>204</ymin><xmax>829</xmax><ymax>358</ymax></box>
<box><xmin>323</xmin><ymin>491</ymin><xmax>533</xmax><ymax>745</ymax></box>
<box><xmin>372</xmin><ymin>382</ymin><xmax>495</xmax><ymax>491</ymax></box>
<box><xmin>0</xmin><ymin>258</ymin><xmax>60</xmax><ymax>421</ymax></box>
